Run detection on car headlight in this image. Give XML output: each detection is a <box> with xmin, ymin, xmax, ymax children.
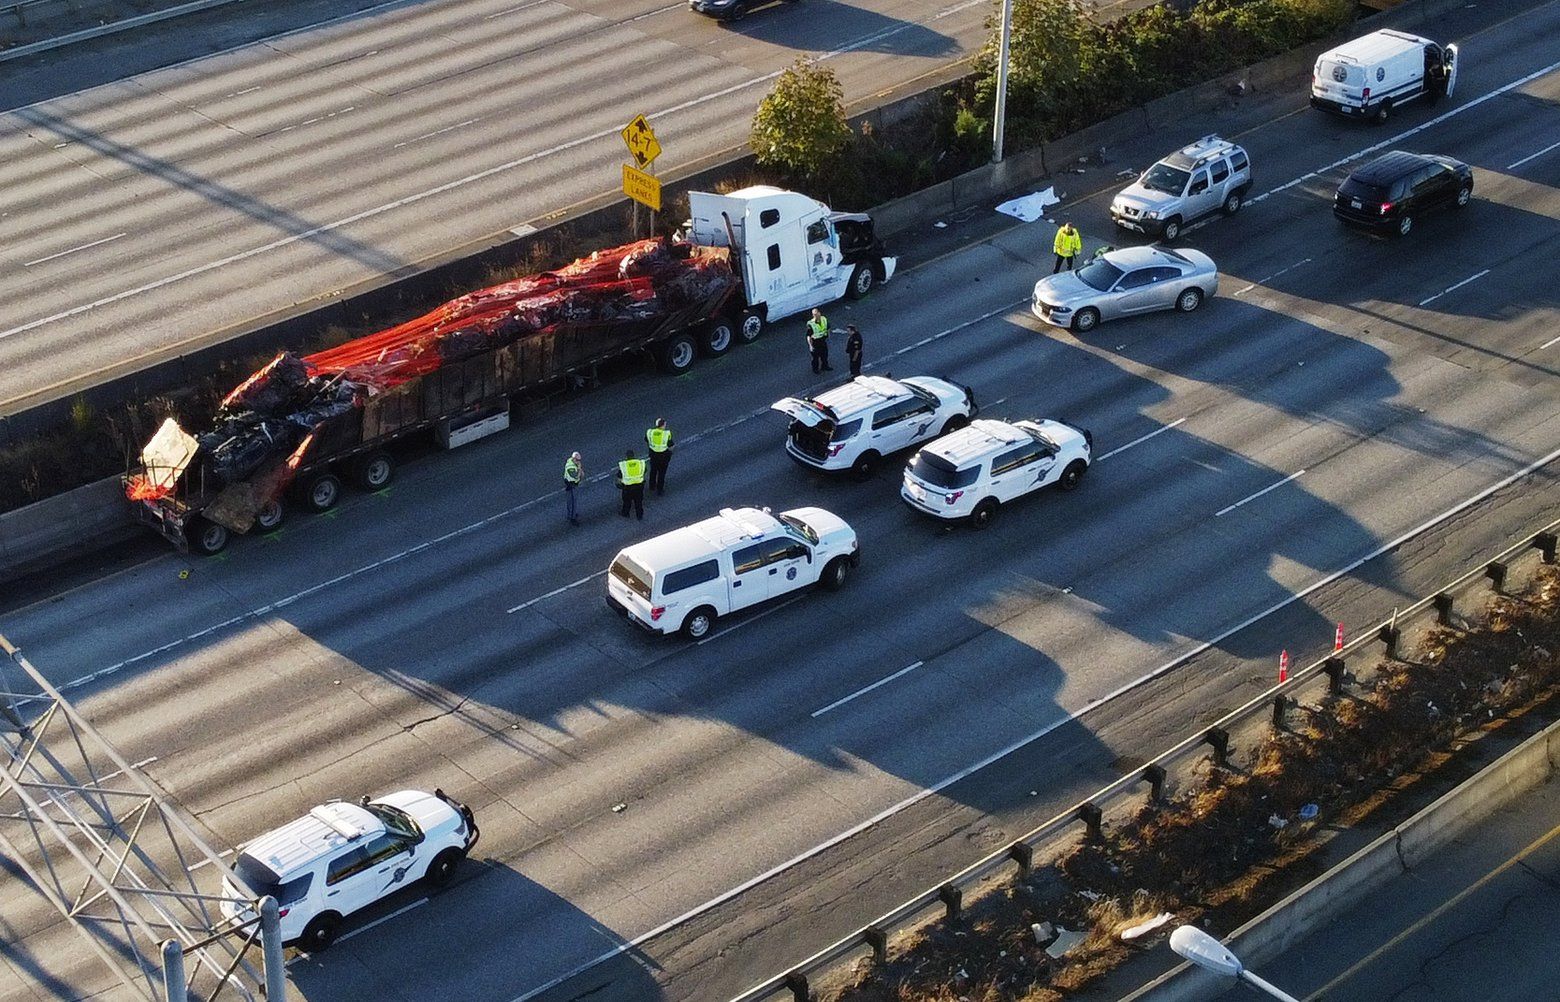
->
<box><xmin>1141</xmin><ymin>209</ymin><xmax>1159</xmax><ymax>219</ymax></box>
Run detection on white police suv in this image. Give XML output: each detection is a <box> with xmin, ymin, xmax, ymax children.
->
<box><xmin>772</xmin><ymin>375</ymin><xmax>976</xmax><ymax>479</ymax></box>
<box><xmin>221</xmin><ymin>789</ymin><xmax>478</xmax><ymax>951</ymax></box>
<box><xmin>901</xmin><ymin>417</ymin><xmax>1092</xmax><ymax>528</ymax></box>
<box><xmin>608</xmin><ymin>506</ymin><xmax>859</xmax><ymax>639</ymax></box>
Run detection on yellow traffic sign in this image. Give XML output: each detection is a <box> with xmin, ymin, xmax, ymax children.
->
<box><xmin>620</xmin><ymin>114</ymin><xmax>662</xmax><ymax>169</ymax></box>
<box><xmin>622</xmin><ymin>163</ymin><xmax>662</xmax><ymax>212</ymax></box>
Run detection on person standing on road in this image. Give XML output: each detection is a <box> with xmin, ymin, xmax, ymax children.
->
<box><xmin>616</xmin><ymin>449</ymin><xmax>646</xmax><ymax>521</ymax></box>
<box><xmin>645</xmin><ymin>417</ymin><xmax>675</xmax><ymax>496</ymax></box>
<box><xmin>1053</xmin><ymin>221</ymin><xmax>1083</xmax><ymax>273</ymax></box>
<box><xmin>806</xmin><ymin>308</ymin><xmax>832</xmax><ymax>373</ymax></box>
<box><xmin>845</xmin><ymin>325</ymin><xmax>863</xmax><ymax>377</ymax></box>
<box><xmin>563</xmin><ymin>451</ymin><xmax>584</xmax><ymax>526</ymax></box>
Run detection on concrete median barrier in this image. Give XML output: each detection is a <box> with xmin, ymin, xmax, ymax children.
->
<box><xmin>0</xmin><ymin>476</ymin><xmax>136</xmax><ymax>586</ymax></box>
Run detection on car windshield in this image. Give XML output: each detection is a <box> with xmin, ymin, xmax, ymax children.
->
<box><xmin>1024</xmin><ymin>426</ymin><xmax>1062</xmax><ymax>451</ymax></box>
<box><xmin>1140</xmin><ymin>163</ymin><xmax>1189</xmax><ymax>195</ymax></box>
<box><xmin>1075</xmin><ymin>259</ymin><xmax>1123</xmax><ymax>292</ymax></box>
<box><xmin>909</xmin><ymin>452</ymin><xmax>980</xmax><ymax>489</ymax></box>
<box><xmin>609</xmin><ymin>556</ymin><xmax>652</xmax><ymax>600</ymax></box>
<box><xmin>778</xmin><ymin>514</ymin><xmax>819</xmax><ymax>545</ymax></box>
<box><xmin>365</xmin><ymin>803</ymin><xmax>422</xmax><ymax>840</ymax></box>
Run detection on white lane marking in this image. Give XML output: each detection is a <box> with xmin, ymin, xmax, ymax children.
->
<box><xmin>984</xmin><ymin>397</ymin><xmax>1008</xmax><ymax>409</ymax></box>
<box><xmin>226</xmin><ymin>86</ymin><xmax>262</xmax><ymax>98</ymax></box>
<box><xmin>1250</xmin><ymin>57</ymin><xmax>1560</xmax><ymax>205</ymax></box>
<box><xmin>505</xmin><ymin>441</ymin><xmax>1560</xmax><ymax>1002</ymax></box>
<box><xmin>811</xmin><ymin>661</ymin><xmax>924</xmax><ymax>718</ymax></box>
<box><xmin>485</xmin><ymin>0</ymin><xmax>549</xmax><ymax>17</ymax></box>
<box><xmin>696</xmin><ymin>595</ymin><xmax>804</xmax><ymax>646</ymax></box>
<box><xmin>1234</xmin><ymin>258</ymin><xmax>1311</xmax><ymax>296</ymax></box>
<box><xmin>1508</xmin><ymin>139</ymin><xmax>1560</xmax><ymax>170</ymax></box>
<box><xmin>335</xmin><ymin>897</ymin><xmax>428</xmax><ymax>944</ymax></box>
<box><xmin>0</xmin><ymin>0</ymin><xmax>983</xmax><ymax>345</ymax></box>
<box><xmin>393</xmin><ymin>118</ymin><xmax>480</xmax><ymax>150</ymax></box>
<box><xmin>882</xmin><ymin>300</ymin><xmax>1026</xmax><ymax>363</ymax></box>
<box><xmin>23</xmin><ymin>233</ymin><xmax>127</xmax><ymax>267</ymax></box>
<box><xmin>507</xmin><ymin>571</ymin><xmax>606</xmax><ymax>614</ymax></box>
<box><xmin>1418</xmin><ymin>268</ymin><xmax>1491</xmax><ymax>307</ymax></box>
<box><xmin>1540</xmin><ymin>333</ymin><xmax>1560</xmax><ymax>350</ymax></box>
<box><xmin>1096</xmin><ymin>417</ymin><xmax>1186</xmax><ymax>461</ymax></box>
<box><xmin>1215</xmin><ymin>469</ymin><xmax>1305</xmax><ymax>517</ymax></box>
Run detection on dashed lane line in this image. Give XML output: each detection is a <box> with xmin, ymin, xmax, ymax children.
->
<box><xmin>1418</xmin><ymin>269</ymin><xmax>1491</xmax><ymax>308</ymax></box>
<box><xmin>1096</xmin><ymin>418</ymin><xmax>1187</xmax><ymax>461</ymax></box>
<box><xmin>1215</xmin><ymin>468</ymin><xmax>1306</xmax><ymax>517</ymax></box>
<box><xmin>811</xmin><ymin>661</ymin><xmax>925</xmax><ymax>718</ymax></box>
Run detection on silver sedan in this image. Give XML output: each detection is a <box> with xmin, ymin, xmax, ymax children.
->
<box><xmin>1031</xmin><ymin>245</ymin><xmax>1219</xmax><ymax>333</ymax></box>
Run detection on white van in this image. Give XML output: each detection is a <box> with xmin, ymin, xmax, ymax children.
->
<box><xmin>1311</xmin><ymin>29</ymin><xmax>1458</xmax><ymax>124</ymax></box>
<box><xmin>607</xmin><ymin>506</ymin><xmax>859</xmax><ymax>639</ymax></box>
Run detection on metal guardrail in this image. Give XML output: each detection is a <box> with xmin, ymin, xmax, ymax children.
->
<box><xmin>730</xmin><ymin>522</ymin><xmax>1560</xmax><ymax>1002</ymax></box>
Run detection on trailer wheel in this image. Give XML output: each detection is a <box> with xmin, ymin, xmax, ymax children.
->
<box><xmin>190</xmin><ymin>518</ymin><xmax>230</xmax><ymax>556</ymax></box>
<box><xmin>699</xmin><ymin>318</ymin><xmax>734</xmax><ymax>357</ymax></box>
<box><xmin>254</xmin><ymin>499</ymin><xmax>285</xmax><ymax>531</ymax></box>
<box><xmin>353</xmin><ymin>451</ymin><xmax>394</xmax><ymax>490</ymax></box>
<box><xmin>657</xmin><ymin>333</ymin><xmax>698</xmax><ymax>374</ymax></box>
<box><xmin>846</xmin><ymin>263</ymin><xmax>874</xmax><ymax>299</ymax></box>
<box><xmin>736</xmin><ymin>310</ymin><xmax>764</xmax><ymax>344</ymax></box>
<box><xmin>298</xmin><ymin>472</ymin><xmax>342</xmax><ymax>513</ymax></box>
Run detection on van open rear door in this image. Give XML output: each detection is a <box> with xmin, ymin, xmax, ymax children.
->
<box><xmin>1444</xmin><ymin>44</ymin><xmax>1459</xmax><ymax>97</ymax></box>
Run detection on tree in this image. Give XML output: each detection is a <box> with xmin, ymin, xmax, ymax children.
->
<box><xmin>750</xmin><ymin>59</ymin><xmax>853</xmax><ymax>179</ymax></box>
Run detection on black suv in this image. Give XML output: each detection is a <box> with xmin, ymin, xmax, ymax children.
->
<box><xmin>1334</xmin><ymin>151</ymin><xmax>1473</xmax><ymax>237</ymax></box>
<box><xmin>689</xmin><ymin>0</ymin><xmax>798</xmax><ymax>21</ymax></box>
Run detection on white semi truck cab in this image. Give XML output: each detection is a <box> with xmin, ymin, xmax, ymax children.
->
<box><xmin>687</xmin><ymin>186</ymin><xmax>897</xmax><ymax>330</ymax></box>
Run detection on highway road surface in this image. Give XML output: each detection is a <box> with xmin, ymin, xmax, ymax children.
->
<box><xmin>0</xmin><ymin>0</ymin><xmax>991</xmax><ymax>418</ymax></box>
<box><xmin>1</xmin><ymin>0</ymin><xmax>1558</xmax><ymax>998</ymax></box>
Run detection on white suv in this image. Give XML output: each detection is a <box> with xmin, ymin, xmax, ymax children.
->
<box><xmin>772</xmin><ymin>375</ymin><xmax>977</xmax><ymax>479</ymax></box>
<box><xmin>901</xmin><ymin>418</ymin><xmax>1092</xmax><ymax>528</ymax></box>
<box><xmin>608</xmin><ymin>506</ymin><xmax>859</xmax><ymax>639</ymax></box>
<box><xmin>221</xmin><ymin>789</ymin><xmax>478</xmax><ymax>951</ymax></box>
<box><xmin>1110</xmin><ymin>135</ymin><xmax>1252</xmax><ymax>241</ymax></box>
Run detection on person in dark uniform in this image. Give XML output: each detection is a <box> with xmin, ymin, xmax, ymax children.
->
<box><xmin>563</xmin><ymin>451</ymin><xmax>583</xmax><ymax>526</ymax></box>
<box><xmin>645</xmin><ymin>418</ymin><xmax>674</xmax><ymax>495</ymax></box>
<box><xmin>845</xmin><ymin>325</ymin><xmax>863</xmax><ymax>377</ymax></box>
<box><xmin>616</xmin><ymin>449</ymin><xmax>646</xmax><ymax>520</ymax></box>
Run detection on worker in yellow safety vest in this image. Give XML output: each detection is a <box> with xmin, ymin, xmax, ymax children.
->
<box><xmin>616</xmin><ymin>449</ymin><xmax>646</xmax><ymax>521</ymax></box>
<box><xmin>645</xmin><ymin>418</ymin><xmax>675</xmax><ymax>496</ymax></box>
<box><xmin>806</xmin><ymin>308</ymin><xmax>833</xmax><ymax>374</ymax></box>
<box><xmin>563</xmin><ymin>451</ymin><xmax>583</xmax><ymax>526</ymax></box>
<box><xmin>1053</xmin><ymin>221</ymin><xmax>1083</xmax><ymax>274</ymax></box>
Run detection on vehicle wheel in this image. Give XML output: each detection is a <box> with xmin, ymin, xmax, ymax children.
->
<box><xmin>656</xmin><ymin>333</ymin><xmax>698</xmax><ymax>373</ymax></box>
<box><xmin>970</xmin><ymin>498</ymin><xmax>999</xmax><ymax>530</ymax></box>
<box><xmin>1175</xmin><ymin>287</ymin><xmax>1204</xmax><ymax>313</ymax></box>
<box><xmin>1058</xmin><ymin>460</ymin><xmax>1088</xmax><ymax>492</ymax></box>
<box><xmin>190</xmin><ymin>518</ymin><xmax>229</xmax><ymax>556</ymax></box>
<box><xmin>254</xmin><ymin>499</ymin><xmax>284</xmax><ymax>531</ymax></box>
<box><xmin>1071</xmin><ymin>307</ymin><xmax>1101</xmax><ymax>334</ymax></box>
<box><xmin>1222</xmin><ymin>191</ymin><xmax>1242</xmax><ymax>216</ymax></box>
<box><xmin>425</xmin><ymin>848</ymin><xmax>466</xmax><ymax>888</ymax></box>
<box><xmin>681</xmin><ymin>606</ymin><xmax>717</xmax><ymax>640</ymax></box>
<box><xmin>1160</xmin><ymin>217</ymin><xmax>1182</xmax><ymax>241</ymax></box>
<box><xmin>737</xmin><ymin>309</ymin><xmax>764</xmax><ymax>344</ymax></box>
<box><xmin>298</xmin><ymin>472</ymin><xmax>342</xmax><ymax>513</ymax></box>
<box><xmin>353</xmin><ymin>451</ymin><xmax>394</xmax><ymax>491</ymax></box>
<box><xmin>850</xmin><ymin>450</ymin><xmax>879</xmax><ymax>481</ymax></box>
<box><xmin>846</xmin><ymin>263</ymin><xmax>874</xmax><ymax>300</ymax></box>
<box><xmin>699</xmin><ymin>318</ymin><xmax>734</xmax><ymax>357</ymax></box>
<box><xmin>1395</xmin><ymin>214</ymin><xmax>1414</xmax><ymax>238</ymax></box>
<box><xmin>1372</xmin><ymin>100</ymin><xmax>1391</xmax><ymax>125</ymax></box>
<box><xmin>1455</xmin><ymin>184</ymin><xmax>1472</xmax><ymax>208</ymax></box>
<box><xmin>940</xmin><ymin>414</ymin><xmax>970</xmax><ymax>437</ymax></box>
<box><xmin>299</xmin><ymin>912</ymin><xmax>341</xmax><ymax>952</ymax></box>
<box><xmin>821</xmin><ymin>557</ymin><xmax>850</xmax><ymax>592</ymax></box>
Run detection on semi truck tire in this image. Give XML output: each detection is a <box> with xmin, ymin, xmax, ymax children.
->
<box><xmin>737</xmin><ymin>309</ymin><xmax>764</xmax><ymax>344</ymax></box>
<box><xmin>846</xmin><ymin>263</ymin><xmax>874</xmax><ymax>299</ymax></box>
<box><xmin>190</xmin><ymin>518</ymin><xmax>230</xmax><ymax>556</ymax></box>
<box><xmin>657</xmin><ymin>333</ymin><xmax>698</xmax><ymax>374</ymax></box>
<box><xmin>296</xmin><ymin>472</ymin><xmax>342</xmax><ymax>513</ymax></box>
<box><xmin>699</xmin><ymin>318</ymin><xmax>734</xmax><ymax>357</ymax></box>
<box><xmin>352</xmin><ymin>451</ymin><xmax>394</xmax><ymax>490</ymax></box>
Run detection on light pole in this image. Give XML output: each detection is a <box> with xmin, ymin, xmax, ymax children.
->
<box><xmin>992</xmin><ymin>0</ymin><xmax>1013</xmax><ymax>163</ymax></box>
<box><xmin>1169</xmin><ymin>925</ymin><xmax>1302</xmax><ymax>1002</ymax></box>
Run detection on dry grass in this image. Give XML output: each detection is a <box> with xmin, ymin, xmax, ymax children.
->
<box><xmin>826</xmin><ymin>566</ymin><xmax>1560</xmax><ymax>1001</ymax></box>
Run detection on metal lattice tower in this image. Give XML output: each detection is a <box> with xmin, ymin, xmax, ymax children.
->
<box><xmin>0</xmin><ymin>632</ymin><xmax>287</xmax><ymax>1002</ymax></box>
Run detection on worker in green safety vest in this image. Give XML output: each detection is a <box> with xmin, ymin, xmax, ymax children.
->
<box><xmin>616</xmin><ymin>449</ymin><xmax>646</xmax><ymax>521</ymax></box>
<box><xmin>645</xmin><ymin>418</ymin><xmax>675</xmax><ymax>496</ymax></box>
<box><xmin>806</xmin><ymin>308</ymin><xmax>832</xmax><ymax>374</ymax></box>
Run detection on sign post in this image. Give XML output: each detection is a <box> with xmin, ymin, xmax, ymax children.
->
<box><xmin>621</xmin><ymin>114</ymin><xmax>663</xmax><ymax>237</ymax></box>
